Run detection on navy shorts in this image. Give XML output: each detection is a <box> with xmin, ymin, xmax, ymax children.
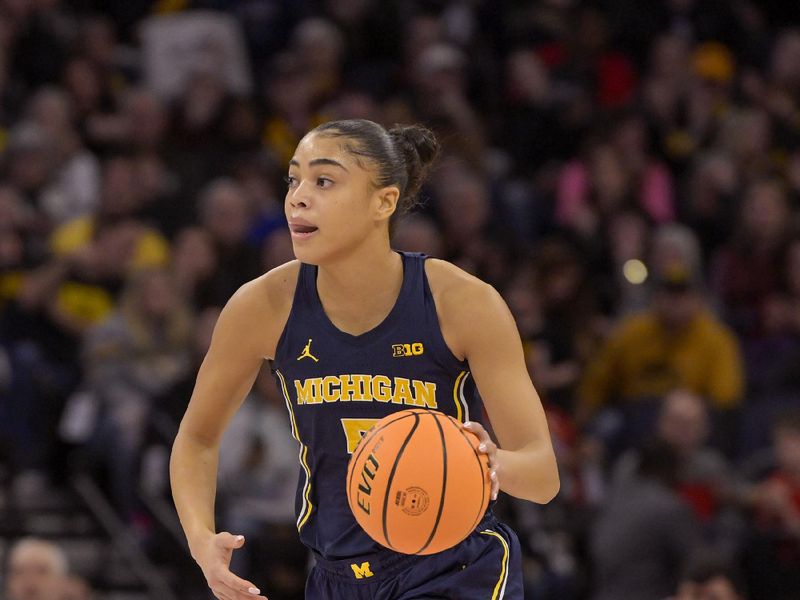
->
<box><xmin>306</xmin><ymin>513</ymin><xmax>523</xmax><ymax>599</ymax></box>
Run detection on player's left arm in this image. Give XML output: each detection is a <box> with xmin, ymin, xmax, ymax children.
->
<box><xmin>446</xmin><ymin>276</ymin><xmax>560</xmax><ymax>504</ymax></box>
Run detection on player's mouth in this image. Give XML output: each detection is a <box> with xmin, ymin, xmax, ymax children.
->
<box><xmin>288</xmin><ymin>220</ymin><xmax>319</xmax><ymax>239</ymax></box>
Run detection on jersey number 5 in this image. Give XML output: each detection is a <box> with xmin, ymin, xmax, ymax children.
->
<box><xmin>341</xmin><ymin>418</ymin><xmax>380</xmax><ymax>454</ymax></box>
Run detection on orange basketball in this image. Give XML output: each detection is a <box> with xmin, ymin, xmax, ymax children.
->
<box><xmin>346</xmin><ymin>408</ymin><xmax>491</xmax><ymax>555</ymax></box>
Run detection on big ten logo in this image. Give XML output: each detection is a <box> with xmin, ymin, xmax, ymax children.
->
<box><xmin>392</xmin><ymin>342</ymin><xmax>424</xmax><ymax>357</ymax></box>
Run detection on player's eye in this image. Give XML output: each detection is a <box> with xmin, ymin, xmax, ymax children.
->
<box><xmin>285</xmin><ymin>175</ymin><xmax>298</xmax><ymax>189</ymax></box>
<box><xmin>317</xmin><ymin>177</ymin><xmax>334</xmax><ymax>189</ymax></box>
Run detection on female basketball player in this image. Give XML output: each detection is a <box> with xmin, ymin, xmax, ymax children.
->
<box><xmin>170</xmin><ymin>119</ymin><xmax>559</xmax><ymax>599</ymax></box>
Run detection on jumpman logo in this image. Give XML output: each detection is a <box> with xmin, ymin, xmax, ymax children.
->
<box><xmin>297</xmin><ymin>339</ymin><xmax>319</xmax><ymax>362</ymax></box>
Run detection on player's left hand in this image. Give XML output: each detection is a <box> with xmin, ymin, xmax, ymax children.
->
<box><xmin>462</xmin><ymin>421</ymin><xmax>499</xmax><ymax>500</ymax></box>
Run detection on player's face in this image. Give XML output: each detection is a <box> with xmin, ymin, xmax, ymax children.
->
<box><xmin>285</xmin><ymin>133</ymin><xmax>393</xmax><ymax>264</ymax></box>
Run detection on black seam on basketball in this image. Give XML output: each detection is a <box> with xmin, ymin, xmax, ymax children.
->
<box><xmin>416</xmin><ymin>412</ymin><xmax>448</xmax><ymax>554</ymax></box>
<box><xmin>445</xmin><ymin>416</ymin><xmax>488</xmax><ymax>534</ymax></box>
<box><xmin>382</xmin><ymin>412</ymin><xmax>421</xmax><ymax>551</ymax></box>
<box><xmin>347</xmin><ymin>412</ymin><xmax>420</xmax><ymax>501</ymax></box>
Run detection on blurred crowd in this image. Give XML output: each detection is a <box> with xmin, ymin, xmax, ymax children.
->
<box><xmin>1</xmin><ymin>0</ymin><xmax>800</xmax><ymax>599</ymax></box>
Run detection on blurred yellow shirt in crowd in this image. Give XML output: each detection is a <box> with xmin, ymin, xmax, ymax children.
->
<box><xmin>50</xmin><ymin>216</ymin><xmax>170</xmax><ymax>268</ymax></box>
<box><xmin>580</xmin><ymin>310</ymin><xmax>744</xmax><ymax>410</ymax></box>
<box><xmin>46</xmin><ymin>217</ymin><xmax>170</xmax><ymax>328</ymax></box>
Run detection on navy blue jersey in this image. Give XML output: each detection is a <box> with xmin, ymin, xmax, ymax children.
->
<box><xmin>271</xmin><ymin>252</ymin><xmax>485</xmax><ymax>560</ymax></box>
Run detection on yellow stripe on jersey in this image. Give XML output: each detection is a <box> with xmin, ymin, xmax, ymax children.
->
<box><xmin>452</xmin><ymin>370</ymin><xmax>470</xmax><ymax>422</ymax></box>
<box><xmin>276</xmin><ymin>370</ymin><xmax>314</xmax><ymax>531</ymax></box>
<box><xmin>480</xmin><ymin>529</ymin><xmax>510</xmax><ymax>600</ymax></box>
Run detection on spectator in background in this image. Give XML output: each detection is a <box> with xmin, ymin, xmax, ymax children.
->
<box><xmin>78</xmin><ymin>267</ymin><xmax>194</xmax><ymax>522</ymax></box>
<box><xmin>170</xmin><ymin>226</ymin><xmax>219</xmax><ymax>310</ymax></box>
<box><xmin>732</xmin><ymin>234</ymin><xmax>800</xmax><ymax>457</ymax></box>
<box><xmin>431</xmin><ymin>156</ymin><xmax>514</xmax><ymax>286</ymax></box>
<box><xmin>555</xmin><ymin>139</ymin><xmax>635</xmax><ymax>243</ymax></box>
<box><xmin>196</xmin><ymin>178</ymin><xmax>262</xmax><ymax>306</ymax></box>
<box><xmin>742</xmin><ymin>409</ymin><xmax>800</xmax><ymax>600</ymax></box>
<box><xmin>711</xmin><ymin>178</ymin><xmax>792</xmax><ymax>340</ymax></box>
<box><xmin>231</xmin><ymin>155</ymin><xmax>285</xmax><ymax>248</ymax></box>
<box><xmin>683</xmin><ymin>152</ymin><xmax>740</xmax><ymax>259</ymax></box>
<box><xmin>167</xmin><ymin>71</ymin><xmax>236</xmax><ymax>196</ymax></box>
<box><xmin>608</xmin><ymin>111</ymin><xmax>675</xmax><ymax>221</ymax></box>
<box><xmin>577</xmin><ymin>256</ymin><xmax>744</xmax><ymax>456</ymax></box>
<box><xmin>75</xmin><ymin>15</ymin><xmax>121</xmax><ymax>79</ymax></box>
<box><xmin>391</xmin><ymin>213</ymin><xmax>446</xmax><ymax>258</ymax></box>
<box><xmin>26</xmin><ymin>86</ymin><xmax>100</xmax><ymax>226</ymax></box>
<box><xmin>648</xmin><ymin>224</ymin><xmax>706</xmax><ymax>296</ymax></box>
<box><xmin>61</xmin><ymin>55</ymin><xmax>115</xmax><ymax>138</ymax></box>
<box><xmin>6</xmin><ymin>0</ymin><xmax>75</xmax><ymax>90</ymax></box>
<box><xmin>611</xmin><ymin>389</ymin><xmax>741</xmax><ymax>559</ymax></box>
<box><xmin>391</xmin><ymin>42</ymin><xmax>487</xmax><ymax>169</ymax></box>
<box><xmin>259</xmin><ymin>229</ymin><xmax>296</xmax><ymax>274</ymax></box>
<box><xmin>289</xmin><ymin>17</ymin><xmax>345</xmax><ymax>107</ymax></box>
<box><xmin>59</xmin><ymin>575</ymin><xmax>93</xmax><ymax>600</ymax></box>
<box><xmin>84</xmin><ymin>86</ymin><xmax>169</xmax><ymax>157</ymax></box>
<box><xmin>741</xmin><ymin>29</ymin><xmax>800</xmax><ymax>158</ymax></box>
<box><xmin>500</xmin><ymin>48</ymin><xmax>567</xmax><ymax>179</ymax></box>
<box><xmin>261</xmin><ymin>51</ymin><xmax>329</xmax><ymax>166</ymax></box>
<box><xmin>669</xmin><ymin>556</ymin><xmax>747</xmax><ymax>600</ymax></box>
<box><xmin>4</xmin><ymin>537</ymin><xmax>68</xmax><ymax>600</ymax></box>
<box><xmin>639</xmin><ymin>33</ymin><xmax>693</xmax><ymax>166</ymax></box>
<box><xmin>590</xmin><ymin>441</ymin><xmax>701</xmax><ymax>600</ymax></box>
<box><xmin>756</xmin><ymin>236</ymin><xmax>800</xmax><ymax>395</ymax></box>
<box><xmin>155</xmin><ymin>304</ymin><xmax>220</xmax><ymax>417</ymax></box>
<box><xmin>556</xmin><ymin>111</ymin><xmax>675</xmax><ymax>246</ymax></box>
<box><xmin>3</xmin><ymin>122</ymin><xmax>59</xmax><ymax>221</ymax></box>
<box><xmin>49</xmin><ymin>155</ymin><xmax>170</xmax><ymax>275</ymax></box>
<box><xmin>527</xmin><ymin>236</ymin><xmax>603</xmax><ymax>411</ymax></box>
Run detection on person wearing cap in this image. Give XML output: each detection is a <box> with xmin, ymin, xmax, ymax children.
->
<box><xmin>576</xmin><ymin>258</ymin><xmax>744</xmax><ymax>449</ymax></box>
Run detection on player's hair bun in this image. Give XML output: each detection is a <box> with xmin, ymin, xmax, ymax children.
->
<box><xmin>389</xmin><ymin>125</ymin><xmax>439</xmax><ymax>203</ymax></box>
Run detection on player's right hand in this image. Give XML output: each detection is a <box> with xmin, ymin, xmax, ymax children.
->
<box><xmin>195</xmin><ymin>532</ymin><xmax>268</xmax><ymax>600</ymax></box>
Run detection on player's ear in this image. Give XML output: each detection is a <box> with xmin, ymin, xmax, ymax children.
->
<box><xmin>373</xmin><ymin>185</ymin><xmax>400</xmax><ymax>222</ymax></box>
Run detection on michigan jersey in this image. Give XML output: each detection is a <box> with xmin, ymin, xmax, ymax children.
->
<box><xmin>270</xmin><ymin>252</ymin><xmax>485</xmax><ymax>560</ymax></box>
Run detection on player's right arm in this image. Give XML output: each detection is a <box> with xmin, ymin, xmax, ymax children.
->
<box><xmin>170</xmin><ymin>262</ymin><xmax>297</xmax><ymax>600</ymax></box>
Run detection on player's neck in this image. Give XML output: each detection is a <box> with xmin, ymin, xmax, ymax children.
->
<box><xmin>318</xmin><ymin>243</ymin><xmax>401</xmax><ymax>299</ymax></box>
<box><xmin>316</xmin><ymin>243</ymin><xmax>403</xmax><ymax>324</ymax></box>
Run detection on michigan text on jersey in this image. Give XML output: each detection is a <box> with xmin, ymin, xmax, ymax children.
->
<box><xmin>294</xmin><ymin>375</ymin><xmax>437</xmax><ymax>407</ymax></box>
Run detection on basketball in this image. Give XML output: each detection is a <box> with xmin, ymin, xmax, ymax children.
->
<box><xmin>346</xmin><ymin>408</ymin><xmax>491</xmax><ymax>555</ymax></box>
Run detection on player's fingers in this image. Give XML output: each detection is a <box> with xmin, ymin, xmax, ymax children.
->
<box><xmin>216</xmin><ymin>532</ymin><xmax>245</xmax><ymax>550</ymax></box>
<box><xmin>223</xmin><ymin>572</ymin><xmax>267</xmax><ymax>599</ymax></box>
<box><xmin>219</xmin><ymin>581</ymin><xmax>265</xmax><ymax>600</ymax></box>
<box><xmin>224</xmin><ymin>587</ymin><xmax>267</xmax><ymax>600</ymax></box>
<box><xmin>477</xmin><ymin>439</ymin><xmax>497</xmax><ymax>456</ymax></box>
<box><xmin>224</xmin><ymin>586</ymin><xmax>267</xmax><ymax>600</ymax></box>
<box><xmin>477</xmin><ymin>440</ymin><xmax>499</xmax><ymax>473</ymax></box>
<box><xmin>209</xmin><ymin>578</ymin><xmax>238</xmax><ymax>600</ymax></box>
<box><xmin>462</xmin><ymin>420</ymin><xmax>487</xmax><ymax>437</ymax></box>
<box><xmin>463</xmin><ymin>422</ymin><xmax>493</xmax><ymax>449</ymax></box>
<box><xmin>466</xmin><ymin>426</ymin><xmax>500</xmax><ymax>498</ymax></box>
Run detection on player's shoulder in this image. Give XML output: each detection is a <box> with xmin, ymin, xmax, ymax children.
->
<box><xmin>423</xmin><ymin>259</ymin><xmax>515</xmax><ymax>359</ymax></box>
<box><xmin>424</xmin><ymin>258</ymin><xmax>503</xmax><ymax>311</ymax></box>
<box><xmin>218</xmin><ymin>260</ymin><xmax>301</xmax><ymax>358</ymax></box>
<box><xmin>228</xmin><ymin>259</ymin><xmax>300</xmax><ymax>314</ymax></box>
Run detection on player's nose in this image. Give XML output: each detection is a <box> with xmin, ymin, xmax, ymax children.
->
<box><xmin>289</xmin><ymin>180</ymin><xmax>313</xmax><ymax>208</ymax></box>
